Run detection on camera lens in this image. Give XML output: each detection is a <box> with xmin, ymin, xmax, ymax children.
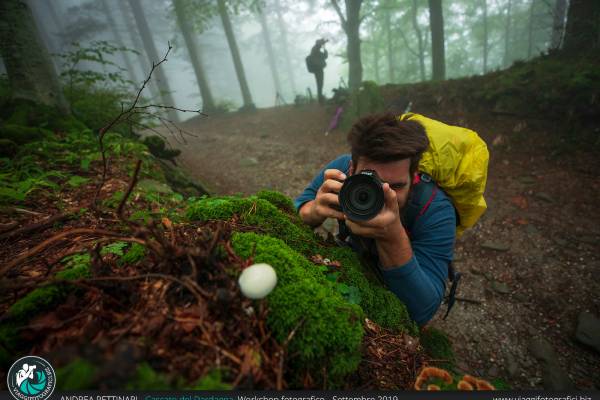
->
<box><xmin>339</xmin><ymin>171</ymin><xmax>384</xmax><ymax>221</ymax></box>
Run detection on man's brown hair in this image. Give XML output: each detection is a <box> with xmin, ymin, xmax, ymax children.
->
<box><xmin>347</xmin><ymin>112</ymin><xmax>429</xmax><ymax>177</ymax></box>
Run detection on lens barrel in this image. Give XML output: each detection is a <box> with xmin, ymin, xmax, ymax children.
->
<box><xmin>339</xmin><ymin>170</ymin><xmax>384</xmax><ymax>221</ymax></box>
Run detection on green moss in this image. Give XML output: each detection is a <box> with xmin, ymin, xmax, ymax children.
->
<box><xmin>256</xmin><ymin>190</ymin><xmax>295</xmax><ymax>214</ymax></box>
<box><xmin>120</xmin><ymin>243</ymin><xmax>147</xmax><ymax>265</ymax></box>
<box><xmin>188</xmin><ymin>194</ymin><xmax>417</xmax><ymax>334</ymax></box>
<box><xmin>420</xmin><ymin>327</ymin><xmax>455</xmax><ymax>370</ymax></box>
<box><xmin>192</xmin><ymin>369</ymin><xmax>232</xmax><ymax>390</ymax></box>
<box><xmin>231</xmin><ymin>232</ymin><xmax>363</xmax><ymax>384</ymax></box>
<box><xmin>490</xmin><ymin>377</ymin><xmax>511</xmax><ymax>390</ymax></box>
<box><xmin>8</xmin><ymin>258</ymin><xmax>91</xmax><ymax>322</ymax></box>
<box><xmin>126</xmin><ymin>363</ymin><xmax>171</xmax><ymax>390</ymax></box>
<box><xmin>55</xmin><ymin>358</ymin><xmax>98</xmax><ymax>390</ymax></box>
<box><xmin>187</xmin><ymin>196</ymin><xmax>318</xmax><ymax>255</ymax></box>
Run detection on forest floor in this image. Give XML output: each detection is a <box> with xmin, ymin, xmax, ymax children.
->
<box><xmin>162</xmin><ymin>99</ymin><xmax>600</xmax><ymax>390</ymax></box>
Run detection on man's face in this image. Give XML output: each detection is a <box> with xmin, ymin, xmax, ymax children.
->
<box><xmin>351</xmin><ymin>157</ymin><xmax>413</xmax><ymax>213</ymax></box>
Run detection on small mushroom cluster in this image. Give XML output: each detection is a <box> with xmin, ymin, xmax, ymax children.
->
<box><xmin>414</xmin><ymin>366</ymin><xmax>495</xmax><ymax>391</ymax></box>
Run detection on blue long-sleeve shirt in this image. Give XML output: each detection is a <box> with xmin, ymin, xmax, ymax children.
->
<box><xmin>294</xmin><ymin>154</ymin><xmax>456</xmax><ymax>326</ymax></box>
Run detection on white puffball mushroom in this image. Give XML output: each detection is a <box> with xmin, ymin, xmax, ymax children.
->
<box><xmin>238</xmin><ymin>263</ymin><xmax>278</xmax><ymax>299</ymax></box>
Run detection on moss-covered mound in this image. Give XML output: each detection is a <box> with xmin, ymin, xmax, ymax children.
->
<box><xmin>186</xmin><ymin>194</ymin><xmax>417</xmax><ymax>333</ymax></box>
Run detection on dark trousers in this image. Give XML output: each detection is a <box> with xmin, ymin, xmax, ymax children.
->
<box><xmin>313</xmin><ymin>69</ymin><xmax>324</xmax><ymax>104</ymax></box>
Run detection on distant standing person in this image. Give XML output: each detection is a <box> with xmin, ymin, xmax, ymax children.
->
<box><xmin>306</xmin><ymin>38</ymin><xmax>328</xmax><ymax>104</ymax></box>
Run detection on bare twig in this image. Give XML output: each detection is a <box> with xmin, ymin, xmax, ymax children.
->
<box><xmin>117</xmin><ymin>159</ymin><xmax>142</xmax><ymax>219</ymax></box>
<box><xmin>0</xmin><ymin>228</ymin><xmax>132</xmax><ymax>277</ymax></box>
<box><xmin>0</xmin><ymin>213</ymin><xmax>72</xmax><ymax>241</ymax></box>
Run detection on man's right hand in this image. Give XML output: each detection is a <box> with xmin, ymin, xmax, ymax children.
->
<box><xmin>299</xmin><ymin>169</ymin><xmax>346</xmax><ymax>227</ymax></box>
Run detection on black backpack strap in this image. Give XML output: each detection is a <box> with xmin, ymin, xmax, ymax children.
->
<box><xmin>443</xmin><ymin>262</ymin><xmax>461</xmax><ymax>320</ymax></box>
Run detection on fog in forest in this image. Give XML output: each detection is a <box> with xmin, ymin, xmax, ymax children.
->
<box><xmin>20</xmin><ymin>0</ymin><xmax>562</xmax><ymax>120</ymax></box>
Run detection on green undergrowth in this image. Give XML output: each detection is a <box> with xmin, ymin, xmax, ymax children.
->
<box><xmin>420</xmin><ymin>327</ymin><xmax>455</xmax><ymax>371</ymax></box>
<box><xmin>0</xmin><ymin>253</ymin><xmax>92</xmax><ymax>368</ymax></box>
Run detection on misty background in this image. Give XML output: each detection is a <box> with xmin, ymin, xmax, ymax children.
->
<box><xmin>13</xmin><ymin>0</ymin><xmax>565</xmax><ymax>120</ymax></box>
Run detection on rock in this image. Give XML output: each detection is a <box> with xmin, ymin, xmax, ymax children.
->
<box><xmin>518</xmin><ymin>176</ymin><xmax>536</xmax><ymax>185</ymax></box>
<box><xmin>481</xmin><ymin>241</ymin><xmax>510</xmax><ymax>251</ymax></box>
<box><xmin>553</xmin><ymin>237</ymin><xmax>568</xmax><ymax>247</ymax></box>
<box><xmin>529</xmin><ymin>337</ymin><xmax>574</xmax><ymax>390</ymax></box>
<box><xmin>526</xmin><ymin>225</ymin><xmax>539</xmax><ymax>236</ymax></box>
<box><xmin>137</xmin><ymin>179</ymin><xmax>173</xmax><ymax>194</ymax></box>
<box><xmin>575</xmin><ymin>312</ymin><xmax>600</xmax><ymax>354</ymax></box>
<box><xmin>492</xmin><ymin>281</ymin><xmax>511</xmax><ymax>295</ymax></box>
<box><xmin>513</xmin><ymin>292</ymin><xmax>528</xmax><ymax>302</ymax></box>
<box><xmin>504</xmin><ymin>352</ymin><xmax>520</xmax><ymax>378</ymax></box>
<box><xmin>535</xmin><ymin>192</ymin><xmax>554</xmax><ymax>203</ymax></box>
<box><xmin>239</xmin><ymin>157</ymin><xmax>259</xmax><ymax>167</ymax></box>
<box><xmin>487</xmin><ymin>364</ymin><xmax>499</xmax><ymax>377</ymax></box>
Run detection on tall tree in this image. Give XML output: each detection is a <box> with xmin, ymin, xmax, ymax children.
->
<box><xmin>383</xmin><ymin>0</ymin><xmax>394</xmax><ymax>83</ymax></box>
<box><xmin>217</xmin><ymin>0</ymin><xmax>255</xmax><ymax>110</ymax></box>
<box><xmin>562</xmin><ymin>0</ymin><xmax>600</xmax><ymax>52</ymax></box>
<box><xmin>116</xmin><ymin>0</ymin><xmax>159</xmax><ymax>100</ymax></box>
<box><xmin>331</xmin><ymin>0</ymin><xmax>363</xmax><ymax>91</ymax></box>
<box><xmin>503</xmin><ymin>0</ymin><xmax>512</xmax><ymax>67</ymax></box>
<box><xmin>256</xmin><ymin>4</ymin><xmax>283</xmax><ymax>101</ymax></box>
<box><xmin>173</xmin><ymin>0</ymin><xmax>216</xmax><ymax>112</ymax></box>
<box><xmin>411</xmin><ymin>0</ymin><xmax>426</xmax><ymax>81</ymax></box>
<box><xmin>482</xmin><ymin>0</ymin><xmax>488</xmax><ymax>73</ymax></box>
<box><xmin>100</xmin><ymin>0</ymin><xmax>141</xmax><ymax>86</ymax></box>
<box><xmin>428</xmin><ymin>0</ymin><xmax>445</xmax><ymax>81</ymax></box>
<box><xmin>274</xmin><ymin>1</ymin><xmax>297</xmax><ymax>94</ymax></box>
<box><xmin>527</xmin><ymin>0</ymin><xmax>536</xmax><ymax>58</ymax></box>
<box><xmin>550</xmin><ymin>0</ymin><xmax>567</xmax><ymax>49</ymax></box>
<box><xmin>0</xmin><ymin>0</ymin><xmax>69</xmax><ymax>113</ymax></box>
<box><xmin>128</xmin><ymin>0</ymin><xmax>179</xmax><ymax>122</ymax></box>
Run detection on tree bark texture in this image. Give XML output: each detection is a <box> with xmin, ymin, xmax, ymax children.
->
<box><xmin>274</xmin><ymin>1</ymin><xmax>297</xmax><ymax>94</ymax></box>
<box><xmin>217</xmin><ymin>0</ymin><xmax>255</xmax><ymax>110</ymax></box>
<box><xmin>173</xmin><ymin>0</ymin><xmax>215</xmax><ymax>112</ymax></box>
<box><xmin>128</xmin><ymin>0</ymin><xmax>179</xmax><ymax>121</ymax></box>
<box><xmin>527</xmin><ymin>0</ymin><xmax>535</xmax><ymax>58</ymax></box>
<box><xmin>332</xmin><ymin>0</ymin><xmax>363</xmax><ymax>91</ymax></box>
<box><xmin>550</xmin><ymin>0</ymin><xmax>567</xmax><ymax>49</ymax></box>
<box><xmin>411</xmin><ymin>0</ymin><xmax>426</xmax><ymax>81</ymax></box>
<box><xmin>428</xmin><ymin>0</ymin><xmax>445</xmax><ymax>81</ymax></box>
<box><xmin>257</xmin><ymin>5</ymin><xmax>283</xmax><ymax>101</ymax></box>
<box><xmin>562</xmin><ymin>0</ymin><xmax>600</xmax><ymax>52</ymax></box>
<box><xmin>0</xmin><ymin>0</ymin><xmax>69</xmax><ymax>113</ymax></box>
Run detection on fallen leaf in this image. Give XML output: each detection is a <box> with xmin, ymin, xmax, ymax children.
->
<box><xmin>510</xmin><ymin>196</ymin><xmax>528</xmax><ymax>210</ymax></box>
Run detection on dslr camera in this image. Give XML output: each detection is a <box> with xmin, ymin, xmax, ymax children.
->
<box><xmin>339</xmin><ymin>170</ymin><xmax>384</xmax><ymax>221</ymax></box>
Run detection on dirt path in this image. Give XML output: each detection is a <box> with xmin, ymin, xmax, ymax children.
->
<box><xmin>163</xmin><ymin>102</ymin><xmax>600</xmax><ymax>389</ymax></box>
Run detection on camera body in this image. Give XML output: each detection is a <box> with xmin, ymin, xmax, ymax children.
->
<box><xmin>339</xmin><ymin>170</ymin><xmax>385</xmax><ymax>221</ymax></box>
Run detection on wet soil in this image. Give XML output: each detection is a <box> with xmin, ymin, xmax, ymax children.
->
<box><xmin>163</xmin><ymin>101</ymin><xmax>600</xmax><ymax>389</ymax></box>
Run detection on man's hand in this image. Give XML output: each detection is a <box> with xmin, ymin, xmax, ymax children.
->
<box><xmin>299</xmin><ymin>169</ymin><xmax>346</xmax><ymax>227</ymax></box>
<box><xmin>344</xmin><ymin>183</ymin><xmax>413</xmax><ymax>268</ymax></box>
<box><xmin>344</xmin><ymin>182</ymin><xmax>401</xmax><ymax>240</ymax></box>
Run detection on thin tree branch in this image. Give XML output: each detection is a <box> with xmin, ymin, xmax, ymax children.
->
<box><xmin>331</xmin><ymin>0</ymin><xmax>347</xmax><ymax>31</ymax></box>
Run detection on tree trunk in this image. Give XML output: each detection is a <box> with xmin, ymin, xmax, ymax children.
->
<box><xmin>503</xmin><ymin>0</ymin><xmax>512</xmax><ymax>67</ymax></box>
<box><xmin>257</xmin><ymin>5</ymin><xmax>283</xmax><ymax>102</ymax></box>
<box><xmin>428</xmin><ymin>0</ymin><xmax>445</xmax><ymax>81</ymax></box>
<box><xmin>347</xmin><ymin>0</ymin><xmax>363</xmax><ymax>91</ymax></box>
<box><xmin>527</xmin><ymin>0</ymin><xmax>535</xmax><ymax>58</ymax></box>
<box><xmin>562</xmin><ymin>0</ymin><xmax>600</xmax><ymax>52</ymax></box>
<box><xmin>217</xmin><ymin>0</ymin><xmax>255</xmax><ymax>110</ymax></box>
<box><xmin>550</xmin><ymin>0</ymin><xmax>567</xmax><ymax>49</ymax></box>
<box><xmin>411</xmin><ymin>0</ymin><xmax>426</xmax><ymax>81</ymax></box>
<box><xmin>116</xmin><ymin>1</ymin><xmax>160</xmax><ymax>101</ymax></box>
<box><xmin>0</xmin><ymin>0</ymin><xmax>69</xmax><ymax>113</ymax></box>
<box><xmin>100</xmin><ymin>0</ymin><xmax>141</xmax><ymax>87</ymax></box>
<box><xmin>173</xmin><ymin>0</ymin><xmax>215</xmax><ymax>112</ymax></box>
<box><xmin>384</xmin><ymin>1</ymin><xmax>394</xmax><ymax>83</ymax></box>
<box><xmin>483</xmin><ymin>0</ymin><xmax>488</xmax><ymax>73</ymax></box>
<box><xmin>274</xmin><ymin>0</ymin><xmax>297</xmax><ymax>94</ymax></box>
<box><xmin>128</xmin><ymin>0</ymin><xmax>179</xmax><ymax>122</ymax></box>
